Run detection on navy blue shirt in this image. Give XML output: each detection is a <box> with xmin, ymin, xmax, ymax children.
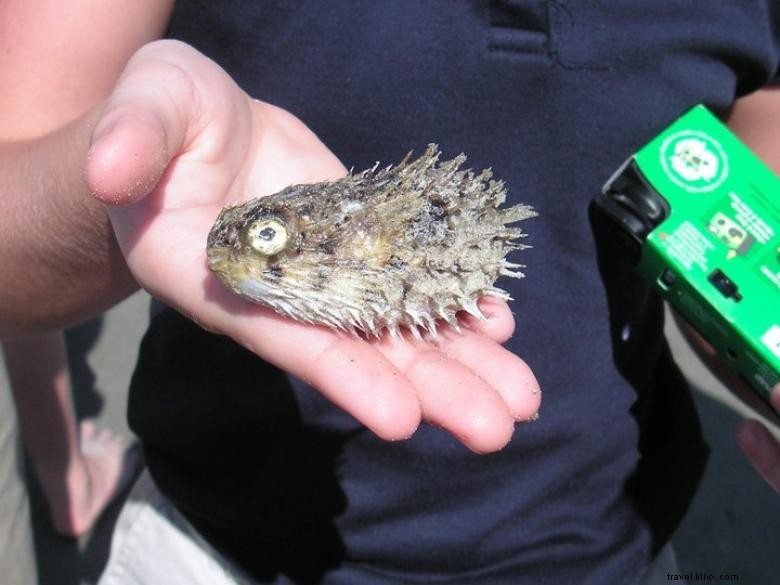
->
<box><xmin>129</xmin><ymin>2</ymin><xmax>780</xmax><ymax>583</ymax></box>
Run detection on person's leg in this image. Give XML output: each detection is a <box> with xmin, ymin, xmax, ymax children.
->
<box><xmin>0</xmin><ymin>370</ymin><xmax>38</xmax><ymax>585</ymax></box>
<box><xmin>3</xmin><ymin>330</ymin><xmax>140</xmax><ymax>536</ymax></box>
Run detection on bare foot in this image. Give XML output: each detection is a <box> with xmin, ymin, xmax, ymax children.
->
<box><xmin>35</xmin><ymin>420</ymin><xmax>143</xmax><ymax>537</ymax></box>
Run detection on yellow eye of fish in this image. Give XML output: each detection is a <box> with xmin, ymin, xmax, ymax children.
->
<box><xmin>246</xmin><ymin>219</ymin><xmax>289</xmax><ymax>255</ymax></box>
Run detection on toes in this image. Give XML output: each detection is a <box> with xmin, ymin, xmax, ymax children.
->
<box><xmin>79</xmin><ymin>421</ymin><xmax>128</xmax><ymax>456</ymax></box>
<box><xmin>97</xmin><ymin>428</ymin><xmax>119</xmax><ymax>444</ymax></box>
<box><xmin>79</xmin><ymin>420</ymin><xmax>97</xmax><ymax>439</ymax></box>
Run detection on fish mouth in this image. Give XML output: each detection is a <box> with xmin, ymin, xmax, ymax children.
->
<box><xmin>206</xmin><ymin>247</ymin><xmax>275</xmax><ymax>299</ymax></box>
<box><xmin>206</xmin><ymin>247</ymin><xmax>235</xmax><ymax>277</ymax></box>
<box><xmin>206</xmin><ymin>247</ymin><xmax>291</xmax><ymax>308</ymax></box>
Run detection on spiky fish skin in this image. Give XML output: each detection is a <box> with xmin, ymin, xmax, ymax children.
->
<box><xmin>206</xmin><ymin>144</ymin><xmax>536</xmax><ymax>338</ymax></box>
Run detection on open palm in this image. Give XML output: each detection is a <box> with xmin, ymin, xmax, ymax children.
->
<box><xmin>86</xmin><ymin>41</ymin><xmax>540</xmax><ymax>453</ymax></box>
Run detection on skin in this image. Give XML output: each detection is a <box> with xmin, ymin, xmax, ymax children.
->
<box><xmin>84</xmin><ymin>41</ymin><xmax>541</xmax><ymax>452</ymax></box>
<box><xmin>0</xmin><ymin>0</ymin><xmax>172</xmax><ymax>331</ymax></box>
<box><xmin>0</xmin><ymin>0</ymin><xmax>167</xmax><ymax>536</ymax></box>
<box><xmin>734</xmin><ymin>388</ymin><xmax>780</xmax><ymax>492</ymax></box>
<box><xmin>3</xmin><ymin>331</ymin><xmax>140</xmax><ymax>536</ymax></box>
<box><xmin>0</xmin><ymin>3</ymin><xmax>538</xmax><ymax>454</ymax></box>
<box><xmin>677</xmin><ymin>316</ymin><xmax>780</xmax><ymax>492</ymax></box>
<box><xmin>0</xmin><ymin>1</ymin><xmax>773</xmax><ymax>464</ymax></box>
<box><xmin>724</xmin><ymin>89</ymin><xmax>780</xmax><ymax>491</ymax></box>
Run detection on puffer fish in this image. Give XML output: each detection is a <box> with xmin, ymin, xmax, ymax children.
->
<box><xmin>206</xmin><ymin>144</ymin><xmax>536</xmax><ymax>339</ymax></box>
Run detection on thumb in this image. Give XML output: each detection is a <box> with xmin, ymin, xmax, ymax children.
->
<box><xmin>772</xmin><ymin>383</ymin><xmax>780</xmax><ymax>413</ymax></box>
<box><xmin>735</xmin><ymin>419</ymin><xmax>780</xmax><ymax>492</ymax></box>
<box><xmin>85</xmin><ymin>41</ymin><xmax>198</xmax><ymax>205</ymax></box>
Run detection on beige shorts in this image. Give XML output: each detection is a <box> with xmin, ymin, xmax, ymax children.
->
<box><xmin>98</xmin><ymin>470</ymin><xmax>253</xmax><ymax>585</ymax></box>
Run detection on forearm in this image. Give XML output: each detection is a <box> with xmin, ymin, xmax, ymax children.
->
<box><xmin>0</xmin><ymin>110</ymin><xmax>138</xmax><ymax>336</ymax></box>
<box><xmin>0</xmin><ymin>0</ymin><xmax>173</xmax><ymax>336</ymax></box>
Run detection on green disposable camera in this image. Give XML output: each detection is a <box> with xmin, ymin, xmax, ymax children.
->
<box><xmin>595</xmin><ymin>105</ymin><xmax>780</xmax><ymax>402</ymax></box>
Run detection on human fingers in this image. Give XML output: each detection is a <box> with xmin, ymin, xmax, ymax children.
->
<box><xmin>435</xmin><ymin>326</ymin><xmax>541</xmax><ymax>422</ymax></box>
<box><xmin>140</xmin><ymin>206</ymin><xmax>527</xmax><ymax>449</ymax></box>
<box><xmin>459</xmin><ymin>297</ymin><xmax>516</xmax><ymax>343</ymax></box>
<box><xmin>224</xmin><ymin>312</ymin><xmax>425</xmax><ymax>443</ymax></box>
<box><xmin>135</xmin><ymin>202</ymin><xmax>528</xmax><ymax>449</ymax></box>
<box><xmin>378</xmin><ymin>337</ymin><xmax>513</xmax><ymax>453</ymax></box>
<box><xmin>85</xmin><ymin>51</ymin><xmax>416</xmax><ymax>441</ymax></box>
<box><xmin>85</xmin><ymin>39</ymin><xmax>247</xmax><ymax>207</ymax></box>
<box><xmin>167</xmin><ymin>261</ymin><xmax>424</xmax><ymax>442</ymax></box>
<box><xmin>734</xmin><ymin>384</ymin><xmax>780</xmax><ymax>492</ymax></box>
<box><xmin>92</xmin><ymin>117</ymin><xmax>406</xmax><ymax>443</ymax></box>
<box><xmin>374</xmin><ymin>328</ymin><xmax>539</xmax><ymax>453</ymax></box>
<box><xmin>772</xmin><ymin>383</ymin><xmax>780</xmax><ymax>413</ymax></box>
<box><xmin>303</xmin><ymin>334</ymin><xmax>423</xmax><ymax>441</ymax></box>
<box><xmin>735</xmin><ymin>418</ymin><xmax>780</xmax><ymax>493</ymax></box>
<box><xmin>244</xmin><ymin>319</ymin><xmax>423</xmax><ymax>442</ymax></box>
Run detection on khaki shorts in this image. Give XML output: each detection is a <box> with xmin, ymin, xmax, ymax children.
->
<box><xmin>98</xmin><ymin>470</ymin><xmax>252</xmax><ymax>585</ymax></box>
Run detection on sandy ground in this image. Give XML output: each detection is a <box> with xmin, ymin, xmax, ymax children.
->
<box><xmin>2</xmin><ymin>290</ymin><xmax>778</xmax><ymax>584</ymax></box>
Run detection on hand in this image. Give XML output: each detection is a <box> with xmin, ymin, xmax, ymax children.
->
<box><xmin>85</xmin><ymin>40</ymin><xmax>541</xmax><ymax>453</ymax></box>
<box><xmin>674</xmin><ymin>315</ymin><xmax>780</xmax><ymax>490</ymax></box>
<box><xmin>735</xmin><ymin>384</ymin><xmax>780</xmax><ymax>492</ymax></box>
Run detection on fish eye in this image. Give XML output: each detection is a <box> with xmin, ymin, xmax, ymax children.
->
<box><xmin>246</xmin><ymin>218</ymin><xmax>289</xmax><ymax>255</ymax></box>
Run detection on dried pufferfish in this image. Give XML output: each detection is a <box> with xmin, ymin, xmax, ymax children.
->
<box><xmin>206</xmin><ymin>144</ymin><xmax>536</xmax><ymax>339</ymax></box>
